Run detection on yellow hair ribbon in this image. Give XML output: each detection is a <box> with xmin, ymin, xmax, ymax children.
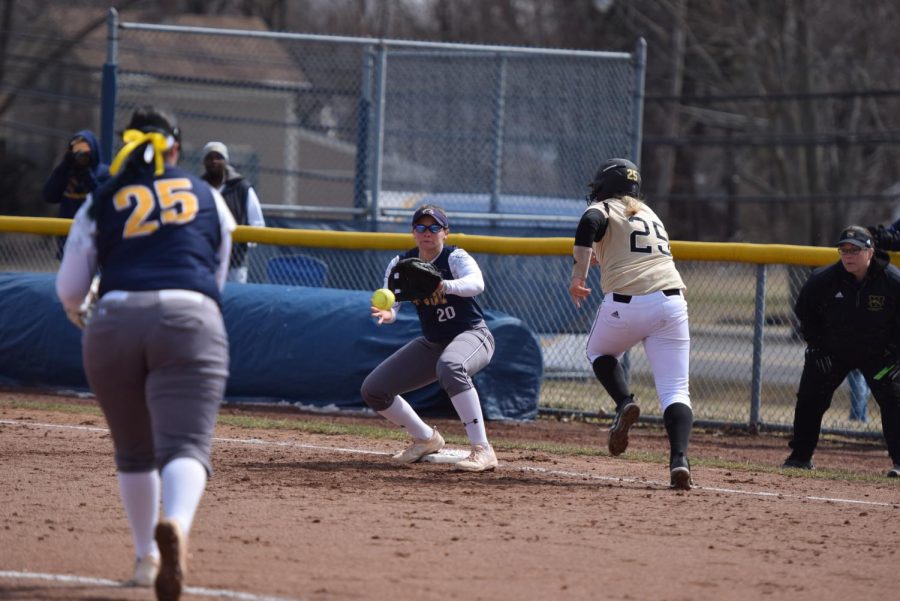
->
<box><xmin>109</xmin><ymin>129</ymin><xmax>169</xmax><ymax>176</ymax></box>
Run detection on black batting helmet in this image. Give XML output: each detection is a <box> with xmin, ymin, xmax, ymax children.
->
<box><xmin>125</xmin><ymin>106</ymin><xmax>181</xmax><ymax>144</ymax></box>
<box><xmin>587</xmin><ymin>158</ymin><xmax>641</xmax><ymax>202</ymax></box>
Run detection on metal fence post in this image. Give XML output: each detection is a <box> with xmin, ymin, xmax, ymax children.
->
<box><xmin>630</xmin><ymin>38</ymin><xmax>647</xmax><ymax>166</ymax></box>
<box><xmin>354</xmin><ymin>45</ymin><xmax>374</xmax><ymax>223</ymax></box>
<box><xmin>750</xmin><ymin>263</ymin><xmax>767</xmax><ymax>432</ymax></box>
<box><xmin>369</xmin><ymin>44</ymin><xmax>388</xmax><ymax>230</ymax></box>
<box><xmin>489</xmin><ymin>54</ymin><xmax>508</xmax><ymax>215</ymax></box>
<box><xmin>99</xmin><ymin>7</ymin><xmax>119</xmax><ymax>164</ymax></box>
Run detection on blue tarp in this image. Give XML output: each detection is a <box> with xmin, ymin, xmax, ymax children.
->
<box><xmin>0</xmin><ymin>273</ymin><xmax>541</xmax><ymax>420</ymax></box>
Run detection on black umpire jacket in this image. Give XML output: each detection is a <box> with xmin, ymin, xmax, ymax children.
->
<box><xmin>795</xmin><ymin>250</ymin><xmax>900</xmax><ymax>367</ymax></box>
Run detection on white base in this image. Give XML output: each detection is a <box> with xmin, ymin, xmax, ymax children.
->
<box><xmin>420</xmin><ymin>448</ymin><xmax>470</xmax><ymax>464</ymax></box>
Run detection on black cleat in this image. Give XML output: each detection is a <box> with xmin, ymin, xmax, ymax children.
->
<box><xmin>886</xmin><ymin>464</ymin><xmax>900</xmax><ymax>478</ymax></box>
<box><xmin>781</xmin><ymin>456</ymin><xmax>814</xmax><ymax>470</ymax></box>
<box><xmin>608</xmin><ymin>401</ymin><xmax>640</xmax><ymax>456</ymax></box>
<box><xmin>669</xmin><ymin>453</ymin><xmax>693</xmax><ymax>490</ymax></box>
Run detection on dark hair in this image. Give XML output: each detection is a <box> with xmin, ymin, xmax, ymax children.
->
<box><xmin>125</xmin><ymin>106</ymin><xmax>181</xmax><ymax>143</ymax></box>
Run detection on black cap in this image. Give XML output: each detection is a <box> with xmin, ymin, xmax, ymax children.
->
<box><xmin>412</xmin><ymin>205</ymin><xmax>449</xmax><ymax>228</ymax></box>
<box><xmin>125</xmin><ymin>106</ymin><xmax>181</xmax><ymax>143</ymax></box>
<box><xmin>837</xmin><ymin>226</ymin><xmax>873</xmax><ymax>249</ymax></box>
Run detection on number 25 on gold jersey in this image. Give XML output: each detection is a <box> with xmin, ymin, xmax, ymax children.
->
<box><xmin>628</xmin><ymin>215</ymin><xmax>672</xmax><ymax>256</ymax></box>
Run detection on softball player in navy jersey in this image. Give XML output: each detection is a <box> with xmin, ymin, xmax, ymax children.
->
<box><xmin>568</xmin><ymin>158</ymin><xmax>694</xmax><ymax>490</ymax></box>
<box><xmin>56</xmin><ymin>107</ymin><xmax>236</xmax><ymax>600</ymax></box>
<box><xmin>361</xmin><ymin>205</ymin><xmax>498</xmax><ymax>472</ymax></box>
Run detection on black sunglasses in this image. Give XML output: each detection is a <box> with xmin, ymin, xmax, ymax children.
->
<box><xmin>413</xmin><ymin>224</ymin><xmax>444</xmax><ymax>233</ymax></box>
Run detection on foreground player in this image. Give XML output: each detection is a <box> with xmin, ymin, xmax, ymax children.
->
<box><xmin>56</xmin><ymin>106</ymin><xmax>235</xmax><ymax>600</ymax></box>
<box><xmin>361</xmin><ymin>204</ymin><xmax>498</xmax><ymax>472</ymax></box>
<box><xmin>568</xmin><ymin>158</ymin><xmax>694</xmax><ymax>490</ymax></box>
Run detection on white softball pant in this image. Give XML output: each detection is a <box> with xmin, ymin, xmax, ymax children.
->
<box><xmin>586</xmin><ymin>290</ymin><xmax>691</xmax><ymax>412</ymax></box>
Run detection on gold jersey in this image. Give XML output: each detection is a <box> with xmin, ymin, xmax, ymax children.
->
<box><xmin>587</xmin><ymin>196</ymin><xmax>685</xmax><ymax>295</ymax></box>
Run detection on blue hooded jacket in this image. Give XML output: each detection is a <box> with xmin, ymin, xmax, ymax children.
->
<box><xmin>42</xmin><ymin>130</ymin><xmax>110</xmax><ymax>218</ymax></box>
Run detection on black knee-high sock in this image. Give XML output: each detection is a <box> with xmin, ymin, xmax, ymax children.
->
<box><xmin>663</xmin><ymin>403</ymin><xmax>693</xmax><ymax>458</ymax></box>
<box><xmin>591</xmin><ymin>356</ymin><xmax>631</xmax><ymax>408</ymax></box>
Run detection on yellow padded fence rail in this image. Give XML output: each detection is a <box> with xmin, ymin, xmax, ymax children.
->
<box><xmin>3</xmin><ymin>216</ymin><xmax>898</xmax><ymax>267</ymax></box>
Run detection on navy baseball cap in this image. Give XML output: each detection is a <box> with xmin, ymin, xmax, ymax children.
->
<box><xmin>837</xmin><ymin>226</ymin><xmax>873</xmax><ymax>249</ymax></box>
<box><xmin>412</xmin><ymin>206</ymin><xmax>449</xmax><ymax>228</ymax></box>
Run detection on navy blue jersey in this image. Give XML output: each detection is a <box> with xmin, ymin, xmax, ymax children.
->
<box><xmin>94</xmin><ymin>166</ymin><xmax>223</xmax><ymax>302</ymax></box>
<box><xmin>400</xmin><ymin>246</ymin><xmax>486</xmax><ymax>342</ymax></box>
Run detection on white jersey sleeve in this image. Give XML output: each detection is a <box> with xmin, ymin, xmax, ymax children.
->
<box><xmin>443</xmin><ymin>248</ymin><xmax>485</xmax><ymax>297</ymax></box>
<box><xmin>211</xmin><ymin>188</ymin><xmax>237</xmax><ymax>291</ymax></box>
<box><xmin>378</xmin><ymin>255</ymin><xmax>401</xmax><ymax>324</ymax></box>
<box><xmin>56</xmin><ymin>197</ymin><xmax>98</xmax><ymax>313</ymax></box>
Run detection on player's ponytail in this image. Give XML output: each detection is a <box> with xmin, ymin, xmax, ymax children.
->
<box><xmin>624</xmin><ymin>195</ymin><xmax>644</xmax><ymax>217</ymax></box>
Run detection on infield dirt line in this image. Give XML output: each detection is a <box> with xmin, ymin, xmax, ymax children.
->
<box><xmin>2</xmin><ymin>419</ymin><xmax>895</xmax><ymax>509</ymax></box>
<box><xmin>0</xmin><ymin>570</ymin><xmax>303</xmax><ymax>601</ymax></box>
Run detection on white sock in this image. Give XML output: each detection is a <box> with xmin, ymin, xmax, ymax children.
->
<box><xmin>378</xmin><ymin>395</ymin><xmax>433</xmax><ymax>440</ymax></box>
<box><xmin>450</xmin><ymin>388</ymin><xmax>488</xmax><ymax>446</ymax></box>
<box><xmin>160</xmin><ymin>457</ymin><xmax>207</xmax><ymax>536</ymax></box>
<box><xmin>117</xmin><ymin>470</ymin><xmax>160</xmax><ymax>560</ymax></box>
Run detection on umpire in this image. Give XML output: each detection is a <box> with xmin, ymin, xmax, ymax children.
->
<box><xmin>784</xmin><ymin>225</ymin><xmax>900</xmax><ymax>477</ymax></box>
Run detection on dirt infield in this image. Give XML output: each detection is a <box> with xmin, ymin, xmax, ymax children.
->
<box><xmin>1</xmin><ymin>392</ymin><xmax>898</xmax><ymax>601</ymax></box>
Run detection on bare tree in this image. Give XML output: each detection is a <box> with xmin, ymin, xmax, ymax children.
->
<box><xmin>0</xmin><ymin>0</ymin><xmax>144</xmax><ymax>118</ymax></box>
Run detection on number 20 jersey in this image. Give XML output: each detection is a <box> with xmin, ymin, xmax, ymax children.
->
<box><xmin>399</xmin><ymin>245</ymin><xmax>486</xmax><ymax>343</ymax></box>
<box><xmin>588</xmin><ymin>197</ymin><xmax>685</xmax><ymax>296</ymax></box>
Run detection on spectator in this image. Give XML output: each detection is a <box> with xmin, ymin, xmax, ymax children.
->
<box><xmin>42</xmin><ymin>129</ymin><xmax>109</xmax><ymax>257</ymax></box>
<box><xmin>868</xmin><ymin>217</ymin><xmax>900</xmax><ymax>251</ymax></box>
<box><xmin>200</xmin><ymin>141</ymin><xmax>265</xmax><ymax>283</ymax></box>
<box><xmin>847</xmin><ymin>370</ymin><xmax>868</xmax><ymax>422</ymax></box>
<box><xmin>43</xmin><ymin>130</ymin><xmax>109</xmax><ymax>217</ymax></box>
<box><xmin>783</xmin><ymin>226</ymin><xmax>900</xmax><ymax>477</ymax></box>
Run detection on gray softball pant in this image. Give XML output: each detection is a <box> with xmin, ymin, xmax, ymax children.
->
<box><xmin>82</xmin><ymin>290</ymin><xmax>229</xmax><ymax>475</ymax></box>
<box><xmin>361</xmin><ymin>323</ymin><xmax>494</xmax><ymax>411</ymax></box>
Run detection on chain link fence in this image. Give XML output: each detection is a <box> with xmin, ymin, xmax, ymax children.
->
<box><xmin>0</xmin><ymin>224</ymin><xmax>879</xmax><ymax>437</ymax></box>
<box><xmin>105</xmin><ymin>18</ymin><xmax>641</xmax><ymax>225</ymax></box>
<box><xmin>0</xmin><ymin>12</ymin><xmax>881</xmax><ymax>436</ymax></box>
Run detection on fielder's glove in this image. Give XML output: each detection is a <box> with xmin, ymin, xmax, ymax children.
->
<box><xmin>389</xmin><ymin>258</ymin><xmax>443</xmax><ymax>301</ymax></box>
<box><xmin>805</xmin><ymin>347</ymin><xmax>833</xmax><ymax>375</ymax></box>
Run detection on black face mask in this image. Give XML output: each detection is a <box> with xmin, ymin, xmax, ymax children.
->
<box><xmin>69</xmin><ymin>138</ymin><xmax>92</xmax><ymax>170</ymax></box>
<box><xmin>72</xmin><ymin>151</ymin><xmax>91</xmax><ymax>169</ymax></box>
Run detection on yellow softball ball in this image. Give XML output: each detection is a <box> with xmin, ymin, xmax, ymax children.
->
<box><xmin>371</xmin><ymin>288</ymin><xmax>395</xmax><ymax>310</ymax></box>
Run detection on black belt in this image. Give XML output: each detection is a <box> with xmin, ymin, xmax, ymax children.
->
<box><xmin>612</xmin><ymin>289</ymin><xmax>681</xmax><ymax>304</ymax></box>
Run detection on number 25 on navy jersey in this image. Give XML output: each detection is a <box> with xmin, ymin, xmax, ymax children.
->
<box><xmin>94</xmin><ymin>166</ymin><xmax>224</xmax><ymax>300</ymax></box>
<box><xmin>114</xmin><ymin>178</ymin><xmax>198</xmax><ymax>238</ymax></box>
